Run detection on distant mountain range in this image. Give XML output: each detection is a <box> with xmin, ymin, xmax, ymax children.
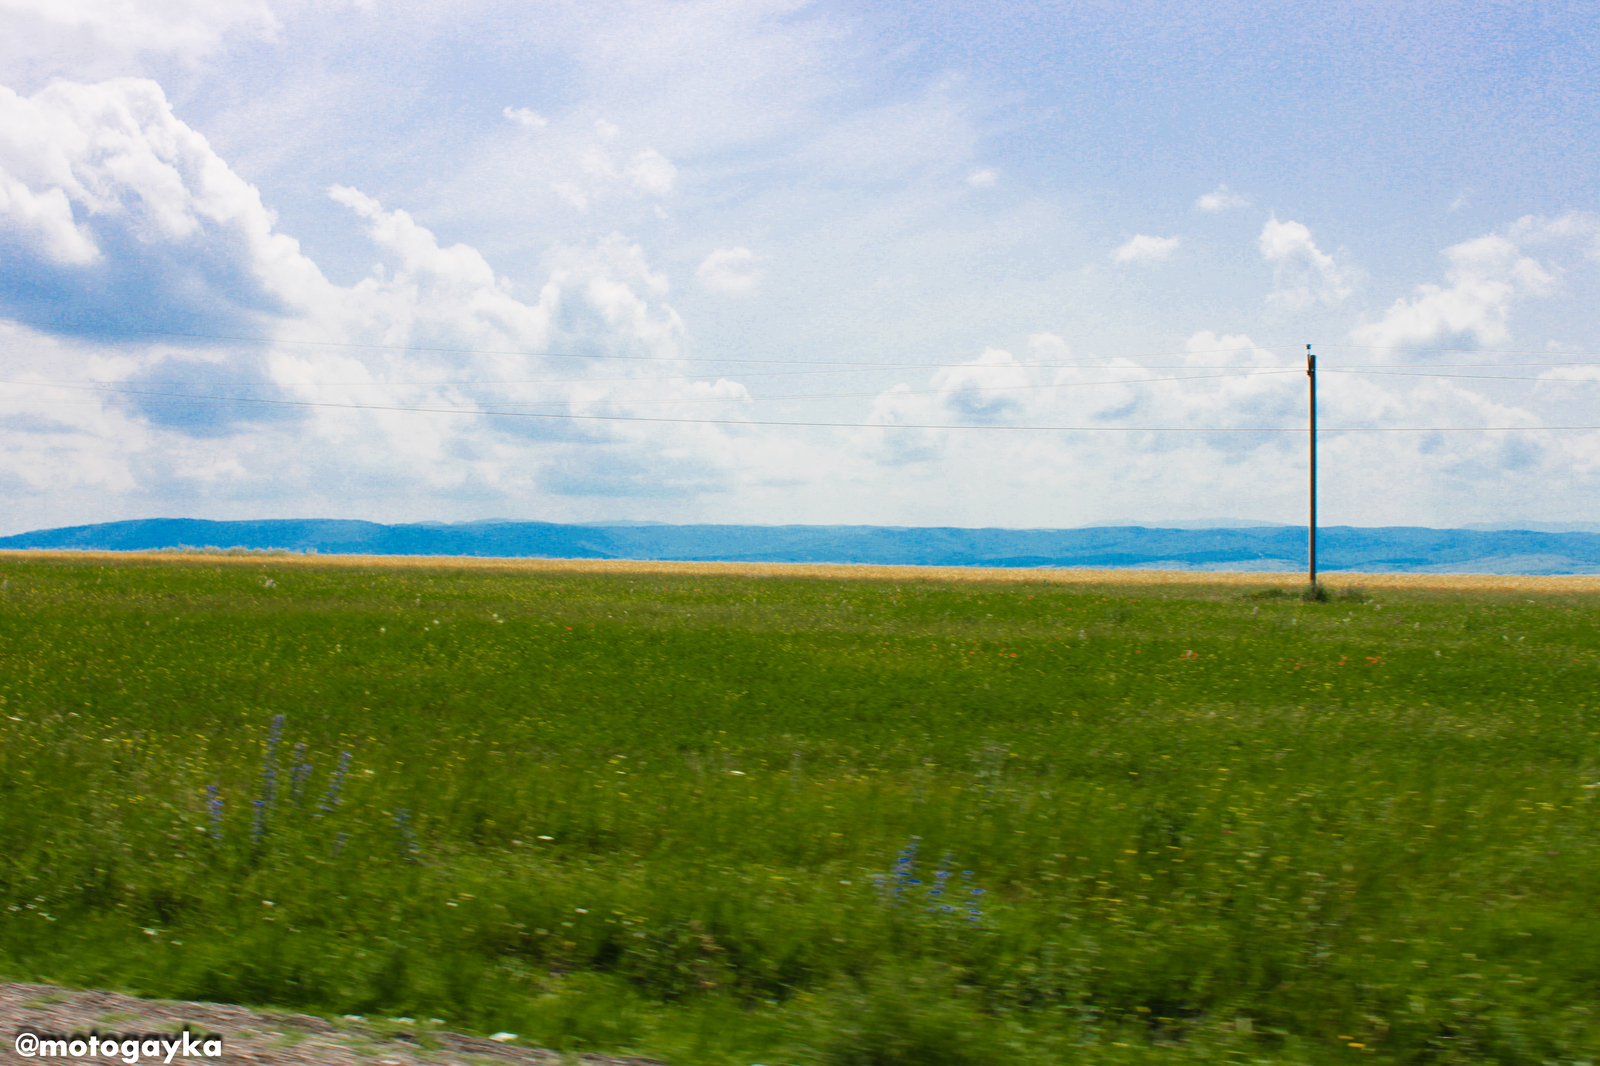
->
<box><xmin>5</xmin><ymin>518</ymin><xmax>1600</xmax><ymax>574</ymax></box>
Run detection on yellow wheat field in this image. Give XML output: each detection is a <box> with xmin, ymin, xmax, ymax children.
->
<box><xmin>6</xmin><ymin>549</ymin><xmax>1598</xmax><ymax>594</ymax></box>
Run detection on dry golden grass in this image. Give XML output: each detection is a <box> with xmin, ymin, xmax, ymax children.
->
<box><xmin>6</xmin><ymin>549</ymin><xmax>1598</xmax><ymax>593</ymax></box>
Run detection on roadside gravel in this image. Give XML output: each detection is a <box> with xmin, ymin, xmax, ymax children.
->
<box><xmin>1</xmin><ymin>983</ymin><xmax>669</xmax><ymax>1066</ymax></box>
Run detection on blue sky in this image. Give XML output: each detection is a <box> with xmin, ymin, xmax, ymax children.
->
<box><xmin>1</xmin><ymin>0</ymin><xmax>1597</xmax><ymax>534</ymax></box>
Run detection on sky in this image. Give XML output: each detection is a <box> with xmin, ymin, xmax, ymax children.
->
<box><xmin>1</xmin><ymin>0</ymin><xmax>1598</xmax><ymax>535</ymax></box>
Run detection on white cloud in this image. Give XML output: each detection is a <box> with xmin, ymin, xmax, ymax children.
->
<box><xmin>552</xmin><ymin>182</ymin><xmax>589</xmax><ymax>211</ymax></box>
<box><xmin>325</xmin><ymin>183</ymin><xmax>559</xmax><ymax>352</ymax></box>
<box><xmin>1512</xmin><ymin>211</ymin><xmax>1600</xmax><ymax>264</ymax></box>
<box><xmin>1508</xmin><ymin>210</ymin><xmax>1600</xmax><ymax>249</ymax></box>
<box><xmin>0</xmin><ymin>77</ymin><xmax>753</xmax><ymax>523</ymax></box>
<box><xmin>1258</xmin><ymin>216</ymin><xmax>1355</xmax><ymax>307</ymax></box>
<box><xmin>1352</xmin><ymin>214</ymin><xmax>1600</xmax><ymax>350</ymax></box>
<box><xmin>502</xmin><ymin>106</ymin><xmax>548</xmax><ymax>129</ymax></box>
<box><xmin>696</xmin><ymin>246</ymin><xmax>762</xmax><ymax>296</ymax></box>
<box><xmin>1026</xmin><ymin>332</ymin><xmax>1070</xmax><ymax>360</ymax></box>
<box><xmin>624</xmin><ymin>148</ymin><xmax>675</xmax><ymax>196</ymax></box>
<box><xmin>967</xmin><ymin>168</ymin><xmax>997</xmax><ymax>187</ymax></box>
<box><xmin>0</xmin><ymin>77</ymin><xmax>329</xmax><ymax>328</ymax></box>
<box><xmin>1351</xmin><ymin>231</ymin><xmax>1555</xmax><ymax>348</ymax></box>
<box><xmin>0</xmin><ymin>0</ymin><xmax>278</xmax><ymax>59</ymax></box>
<box><xmin>1195</xmin><ymin>184</ymin><xmax>1248</xmax><ymax>212</ymax></box>
<box><xmin>0</xmin><ymin>171</ymin><xmax>98</xmax><ymax>263</ymax></box>
<box><xmin>520</xmin><ymin>125</ymin><xmax>674</xmax><ymax>211</ymax></box>
<box><xmin>931</xmin><ymin>347</ymin><xmax>1030</xmax><ymax>423</ymax></box>
<box><xmin>1112</xmin><ymin>234</ymin><xmax>1179</xmax><ymax>263</ymax></box>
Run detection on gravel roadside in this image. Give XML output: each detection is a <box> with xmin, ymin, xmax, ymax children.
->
<box><xmin>1</xmin><ymin>983</ymin><xmax>670</xmax><ymax>1066</ymax></box>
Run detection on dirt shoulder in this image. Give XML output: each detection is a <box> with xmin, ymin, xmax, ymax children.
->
<box><xmin>1</xmin><ymin>982</ymin><xmax>668</xmax><ymax>1066</ymax></box>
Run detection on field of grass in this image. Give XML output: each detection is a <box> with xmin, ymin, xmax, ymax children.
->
<box><xmin>1</xmin><ymin>552</ymin><xmax>1598</xmax><ymax>1065</ymax></box>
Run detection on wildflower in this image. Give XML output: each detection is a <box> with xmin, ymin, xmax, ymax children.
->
<box><xmin>206</xmin><ymin>784</ymin><xmax>224</xmax><ymax>841</ymax></box>
<box><xmin>893</xmin><ymin>837</ymin><xmax>921</xmax><ymax>895</ymax></box>
<box><xmin>393</xmin><ymin>808</ymin><xmax>419</xmax><ymax>862</ymax></box>
<box><xmin>927</xmin><ymin>852</ymin><xmax>955</xmax><ymax>913</ymax></box>
<box><xmin>319</xmin><ymin>751</ymin><xmax>352</xmax><ymax>815</ymax></box>
<box><xmin>963</xmin><ymin>870</ymin><xmax>984</xmax><ymax>922</ymax></box>
<box><xmin>251</xmin><ymin>715</ymin><xmax>286</xmax><ymax>843</ymax></box>
<box><xmin>290</xmin><ymin>742</ymin><xmax>313</xmax><ymax>807</ymax></box>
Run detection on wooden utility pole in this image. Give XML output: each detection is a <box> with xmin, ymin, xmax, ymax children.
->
<box><xmin>1307</xmin><ymin>343</ymin><xmax>1317</xmax><ymax>587</ymax></box>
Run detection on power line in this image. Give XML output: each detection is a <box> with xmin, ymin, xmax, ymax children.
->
<box><xmin>5</xmin><ymin>369</ymin><xmax>1299</xmax><ymax>411</ymax></box>
<box><xmin>1329</xmin><ymin>369</ymin><xmax>1600</xmax><ymax>383</ymax></box>
<box><xmin>1322</xmin><ymin>344</ymin><xmax>1600</xmax><ymax>358</ymax></box>
<box><xmin>16</xmin><ymin>322</ymin><xmax>1600</xmax><ymax>379</ymax></box>
<box><xmin>1336</xmin><ymin>361</ymin><xmax>1600</xmax><ymax>369</ymax></box>
<box><xmin>5</xmin><ymin>321</ymin><xmax>1301</xmax><ymax>370</ymax></box>
<box><xmin>15</xmin><ymin>361</ymin><xmax>1600</xmax><ymax>406</ymax></box>
<box><xmin>4</xmin><ymin>382</ymin><xmax>1590</xmax><ymax>432</ymax></box>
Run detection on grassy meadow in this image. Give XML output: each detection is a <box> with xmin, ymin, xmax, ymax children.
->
<box><xmin>1</xmin><ymin>553</ymin><xmax>1598</xmax><ymax>1064</ymax></box>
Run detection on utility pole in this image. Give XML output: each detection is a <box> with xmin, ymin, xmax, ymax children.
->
<box><xmin>1307</xmin><ymin>343</ymin><xmax>1317</xmax><ymax>588</ymax></box>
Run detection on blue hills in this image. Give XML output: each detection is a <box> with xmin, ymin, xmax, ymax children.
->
<box><xmin>4</xmin><ymin>518</ymin><xmax>1600</xmax><ymax>574</ymax></box>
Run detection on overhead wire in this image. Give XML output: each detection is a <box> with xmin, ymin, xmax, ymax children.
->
<box><xmin>4</xmin><ymin>380</ymin><xmax>1594</xmax><ymax>432</ymax></box>
<box><xmin>7</xmin><ymin>322</ymin><xmax>1298</xmax><ymax>369</ymax></box>
<box><xmin>1326</xmin><ymin>369</ymin><xmax>1600</xmax><ymax>383</ymax></box>
<box><xmin>7</xmin><ymin>368</ymin><xmax>1302</xmax><ymax>411</ymax></box>
<box><xmin>5</xmin><ymin>324</ymin><xmax>1600</xmax><ymax>430</ymax></box>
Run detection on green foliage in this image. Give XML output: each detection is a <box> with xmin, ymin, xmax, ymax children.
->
<box><xmin>0</xmin><ymin>557</ymin><xmax>1598</xmax><ymax>1065</ymax></box>
<box><xmin>808</xmin><ymin>965</ymin><xmax>1000</xmax><ymax>1066</ymax></box>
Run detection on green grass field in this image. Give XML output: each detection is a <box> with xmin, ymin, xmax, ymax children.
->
<box><xmin>1</xmin><ymin>554</ymin><xmax>1597</xmax><ymax>1065</ymax></box>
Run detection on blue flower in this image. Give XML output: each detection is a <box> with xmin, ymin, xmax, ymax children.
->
<box><xmin>251</xmin><ymin>715</ymin><xmax>287</xmax><ymax>842</ymax></box>
<box><xmin>393</xmin><ymin>808</ymin><xmax>420</xmax><ymax>862</ymax></box>
<box><xmin>319</xmin><ymin>751</ymin><xmax>352</xmax><ymax>815</ymax></box>
<box><xmin>206</xmin><ymin>784</ymin><xmax>224</xmax><ymax>841</ymax></box>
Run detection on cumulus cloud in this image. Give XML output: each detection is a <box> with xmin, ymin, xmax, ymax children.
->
<box><xmin>1350</xmin><ymin>219</ymin><xmax>1574</xmax><ymax>344</ymax></box>
<box><xmin>0</xmin><ymin>171</ymin><xmax>98</xmax><ymax>264</ymax></box>
<box><xmin>502</xmin><ymin>106</ymin><xmax>548</xmax><ymax>129</ymax></box>
<box><xmin>0</xmin><ymin>0</ymin><xmax>278</xmax><ymax>60</ymax></box>
<box><xmin>0</xmin><ymin>76</ymin><xmax>751</xmax><ymax>522</ymax></box>
<box><xmin>0</xmin><ymin>78</ymin><xmax>328</xmax><ymax>337</ymax></box>
<box><xmin>1258</xmin><ymin>216</ymin><xmax>1355</xmax><ymax>308</ymax></box>
<box><xmin>1195</xmin><ymin>184</ymin><xmax>1248</xmax><ymax>212</ymax></box>
<box><xmin>1509</xmin><ymin>210</ymin><xmax>1600</xmax><ymax>260</ymax></box>
<box><xmin>545</xmin><ymin>130</ymin><xmax>675</xmax><ymax>210</ymax></box>
<box><xmin>1112</xmin><ymin>234</ymin><xmax>1180</xmax><ymax>263</ymax></box>
<box><xmin>932</xmin><ymin>348</ymin><xmax>1030</xmax><ymax>423</ymax></box>
<box><xmin>850</xmin><ymin>326</ymin><xmax>1589</xmax><ymax>529</ymax></box>
<box><xmin>326</xmin><ymin>184</ymin><xmax>559</xmax><ymax>352</ymax></box>
<box><xmin>696</xmin><ymin>246</ymin><xmax>762</xmax><ymax>295</ymax></box>
<box><xmin>624</xmin><ymin>148</ymin><xmax>675</xmax><ymax>196</ymax></box>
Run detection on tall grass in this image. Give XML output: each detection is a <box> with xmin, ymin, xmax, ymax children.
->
<box><xmin>0</xmin><ymin>557</ymin><xmax>1597</xmax><ymax>1064</ymax></box>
